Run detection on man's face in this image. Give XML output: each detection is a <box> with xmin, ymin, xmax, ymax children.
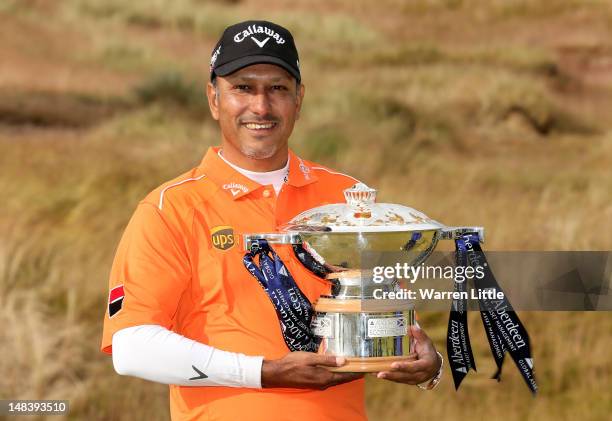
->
<box><xmin>207</xmin><ymin>63</ymin><xmax>304</xmax><ymax>163</ymax></box>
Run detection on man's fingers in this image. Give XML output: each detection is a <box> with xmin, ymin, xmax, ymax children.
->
<box><xmin>385</xmin><ymin>363</ymin><xmax>425</xmax><ymax>375</ymax></box>
<box><xmin>308</xmin><ymin>354</ymin><xmax>346</xmax><ymax>367</ymax></box>
<box><xmin>328</xmin><ymin>372</ymin><xmax>364</xmax><ymax>386</ymax></box>
<box><xmin>400</xmin><ymin>352</ymin><xmax>418</xmax><ymax>361</ymax></box>
<box><xmin>376</xmin><ymin>370</ymin><xmax>428</xmax><ymax>384</ymax></box>
<box><xmin>389</xmin><ymin>358</ymin><xmax>432</xmax><ymax>372</ymax></box>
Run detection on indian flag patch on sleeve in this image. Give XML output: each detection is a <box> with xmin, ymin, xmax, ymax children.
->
<box><xmin>108</xmin><ymin>284</ymin><xmax>125</xmax><ymax>318</ymax></box>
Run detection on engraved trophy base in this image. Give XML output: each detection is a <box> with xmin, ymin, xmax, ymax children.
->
<box><xmin>312</xmin><ymin>296</ymin><xmax>415</xmax><ymax>372</ymax></box>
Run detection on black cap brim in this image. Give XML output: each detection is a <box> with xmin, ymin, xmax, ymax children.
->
<box><xmin>213</xmin><ymin>55</ymin><xmax>300</xmax><ymax>83</ymax></box>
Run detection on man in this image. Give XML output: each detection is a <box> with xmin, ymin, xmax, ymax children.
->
<box><xmin>101</xmin><ymin>20</ymin><xmax>442</xmax><ymax>420</ymax></box>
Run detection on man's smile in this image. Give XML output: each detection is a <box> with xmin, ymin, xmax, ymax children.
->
<box><xmin>242</xmin><ymin>122</ymin><xmax>277</xmax><ymax>130</ymax></box>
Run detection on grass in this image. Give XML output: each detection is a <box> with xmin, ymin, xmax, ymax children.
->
<box><xmin>1</xmin><ymin>0</ymin><xmax>612</xmax><ymax>420</ymax></box>
<box><xmin>0</xmin><ymin>88</ymin><xmax>127</xmax><ymax>128</ymax></box>
<box><xmin>132</xmin><ymin>71</ymin><xmax>211</xmax><ymax>120</ymax></box>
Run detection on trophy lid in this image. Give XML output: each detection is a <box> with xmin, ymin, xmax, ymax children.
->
<box><xmin>280</xmin><ymin>183</ymin><xmax>443</xmax><ymax>233</ymax></box>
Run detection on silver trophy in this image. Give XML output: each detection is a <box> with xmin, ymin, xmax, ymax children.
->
<box><xmin>244</xmin><ymin>183</ymin><xmax>483</xmax><ymax>372</ymax></box>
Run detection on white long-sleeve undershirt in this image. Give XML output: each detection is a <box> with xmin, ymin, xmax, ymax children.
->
<box><xmin>112</xmin><ymin>325</ymin><xmax>264</xmax><ymax>388</ymax></box>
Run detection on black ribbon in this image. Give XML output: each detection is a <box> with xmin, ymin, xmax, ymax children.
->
<box><xmin>448</xmin><ymin>233</ymin><xmax>538</xmax><ymax>394</ymax></box>
<box><xmin>243</xmin><ymin>239</ymin><xmax>320</xmax><ymax>352</ymax></box>
<box><xmin>447</xmin><ymin>237</ymin><xmax>477</xmax><ymax>388</ymax></box>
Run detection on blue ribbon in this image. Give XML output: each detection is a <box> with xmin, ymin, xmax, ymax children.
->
<box><xmin>243</xmin><ymin>239</ymin><xmax>320</xmax><ymax>352</ymax></box>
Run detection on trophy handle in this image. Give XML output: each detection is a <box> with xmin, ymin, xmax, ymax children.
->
<box><xmin>243</xmin><ymin>233</ymin><xmax>302</xmax><ymax>251</ymax></box>
<box><xmin>440</xmin><ymin>226</ymin><xmax>485</xmax><ymax>242</ymax></box>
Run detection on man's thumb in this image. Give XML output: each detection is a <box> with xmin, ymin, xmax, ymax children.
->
<box><xmin>311</xmin><ymin>355</ymin><xmax>346</xmax><ymax>367</ymax></box>
<box><xmin>410</xmin><ymin>323</ymin><xmax>428</xmax><ymax>341</ymax></box>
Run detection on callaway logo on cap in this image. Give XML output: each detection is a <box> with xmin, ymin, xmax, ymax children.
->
<box><xmin>210</xmin><ymin>20</ymin><xmax>300</xmax><ymax>83</ymax></box>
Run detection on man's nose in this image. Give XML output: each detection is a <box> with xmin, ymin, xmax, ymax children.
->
<box><xmin>250</xmin><ymin>92</ymin><xmax>272</xmax><ymax>116</ymax></box>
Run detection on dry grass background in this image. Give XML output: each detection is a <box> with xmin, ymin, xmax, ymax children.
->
<box><xmin>0</xmin><ymin>0</ymin><xmax>611</xmax><ymax>420</ymax></box>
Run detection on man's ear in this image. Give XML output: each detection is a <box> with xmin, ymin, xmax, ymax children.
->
<box><xmin>206</xmin><ymin>81</ymin><xmax>220</xmax><ymax>121</ymax></box>
<box><xmin>295</xmin><ymin>83</ymin><xmax>305</xmax><ymax>120</ymax></box>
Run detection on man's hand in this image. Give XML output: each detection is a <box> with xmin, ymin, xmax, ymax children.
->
<box><xmin>261</xmin><ymin>352</ymin><xmax>364</xmax><ymax>390</ymax></box>
<box><xmin>375</xmin><ymin>324</ymin><xmax>441</xmax><ymax>384</ymax></box>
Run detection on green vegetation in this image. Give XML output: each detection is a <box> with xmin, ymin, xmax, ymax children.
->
<box><xmin>133</xmin><ymin>71</ymin><xmax>209</xmax><ymax>116</ymax></box>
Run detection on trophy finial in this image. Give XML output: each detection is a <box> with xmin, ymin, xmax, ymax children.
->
<box><xmin>344</xmin><ymin>183</ymin><xmax>376</xmax><ymax>219</ymax></box>
<box><xmin>343</xmin><ymin>183</ymin><xmax>377</xmax><ymax>207</ymax></box>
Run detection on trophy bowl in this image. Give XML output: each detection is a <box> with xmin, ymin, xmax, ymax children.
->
<box><xmin>244</xmin><ymin>183</ymin><xmax>483</xmax><ymax>372</ymax></box>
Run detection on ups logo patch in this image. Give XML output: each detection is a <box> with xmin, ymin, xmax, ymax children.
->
<box><xmin>211</xmin><ymin>225</ymin><xmax>235</xmax><ymax>250</ymax></box>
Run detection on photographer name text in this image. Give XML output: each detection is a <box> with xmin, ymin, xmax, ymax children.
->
<box><xmin>373</xmin><ymin>288</ymin><xmax>505</xmax><ymax>300</ymax></box>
